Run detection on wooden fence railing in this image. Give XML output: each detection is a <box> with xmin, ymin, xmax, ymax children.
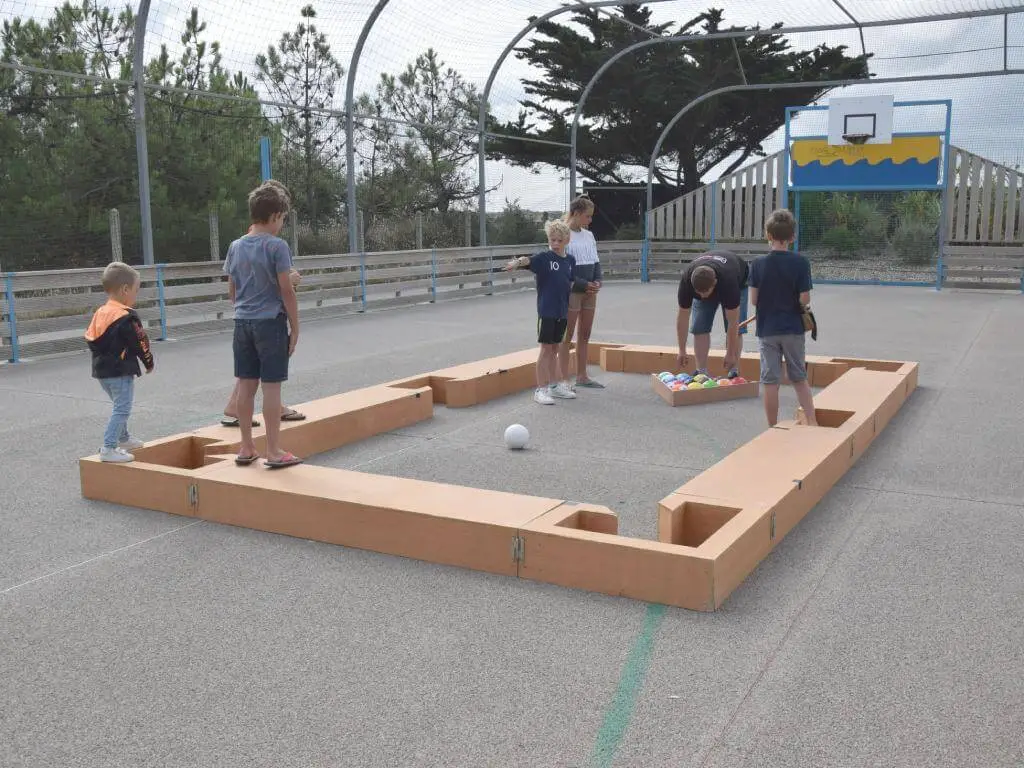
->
<box><xmin>2</xmin><ymin>240</ymin><xmax>1019</xmax><ymax>363</ymax></box>
<box><xmin>647</xmin><ymin>145</ymin><xmax>1024</xmax><ymax>248</ymax></box>
<box><xmin>0</xmin><ymin>242</ymin><xmax>644</xmax><ymax>362</ymax></box>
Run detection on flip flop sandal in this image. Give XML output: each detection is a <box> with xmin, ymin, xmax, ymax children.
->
<box><xmin>265</xmin><ymin>452</ymin><xmax>303</xmax><ymax>469</ymax></box>
<box><xmin>235</xmin><ymin>454</ymin><xmax>259</xmax><ymax>466</ymax></box>
<box><xmin>221</xmin><ymin>417</ymin><xmax>261</xmax><ymax>428</ymax></box>
<box><xmin>281</xmin><ymin>409</ymin><xmax>307</xmax><ymax>422</ymax></box>
<box><xmin>575</xmin><ymin>379</ymin><xmax>605</xmax><ymax>389</ymax></box>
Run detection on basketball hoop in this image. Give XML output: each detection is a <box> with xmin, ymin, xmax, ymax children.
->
<box><xmin>842</xmin><ymin>133</ymin><xmax>871</xmax><ymax>145</ymax></box>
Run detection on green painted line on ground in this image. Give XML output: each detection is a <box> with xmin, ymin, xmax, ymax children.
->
<box><xmin>590</xmin><ymin>603</ymin><xmax>667</xmax><ymax>768</ymax></box>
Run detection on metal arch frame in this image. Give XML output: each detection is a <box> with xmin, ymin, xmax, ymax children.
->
<box><xmin>345</xmin><ymin>0</ymin><xmax>392</xmax><ymax>256</ymax></box>
<box><xmin>132</xmin><ymin>0</ymin><xmax>155</xmax><ymax>265</ymax></box>
<box><xmin>568</xmin><ymin>5</ymin><xmax>1024</xmax><ymax>196</ymax></box>
<box><xmin>641</xmin><ymin>68</ymin><xmax>1024</xmax><ymax>283</ymax></box>
<box><xmin>475</xmin><ymin>0</ymin><xmax>677</xmax><ymax>245</ymax></box>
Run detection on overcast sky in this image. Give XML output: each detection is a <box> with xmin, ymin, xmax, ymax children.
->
<box><xmin>5</xmin><ymin>0</ymin><xmax>1024</xmax><ymax>211</ymax></box>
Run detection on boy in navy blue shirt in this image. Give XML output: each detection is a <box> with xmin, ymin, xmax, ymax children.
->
<box><xmin>505</xmin><ymin>219</ymin><xmax>591</xmax><ymax>405</ymax></box>
<box><xmin>748</xmin><ymin>208</ymin><xmax>818</xmax><ymax>427</ymax></box>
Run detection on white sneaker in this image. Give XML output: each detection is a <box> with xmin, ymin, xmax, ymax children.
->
<box><xmin>534</xmin><ymin>387</ymin><xmax>555</xmax><ymax>405</ymax></box>
<box><xmin>550</xmin><ymin>382</ymin><xmax>577</xmax><ymax>399</ymax></box>
<box><xmin>100</xmin><ymin>446</ymin><xmax>135</xmax><ymax>463</ymax></box>
<box><xmin>119</xmin><ymin>437</ymin><xmax>145</xmax><ymax>450</ymax></box>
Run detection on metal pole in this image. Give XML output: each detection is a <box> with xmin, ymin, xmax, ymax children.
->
<box><xmin>573</xmin><ymin>6</ymin><xmax>1024</xmax><ymax>196</ymax></box>
<box><xmin>132</xmin><ymin>0</ymin><xmax>155</xmax><ymax>265</ymax></box>
<box><xmin>260</xmin><ymin>136</ymin><xmax>272</xmax><ymax>181</ymax></box>
<box><xmin>936</xmin><ymin>100</ymin><xmax>954</xmax><ymax>291</ymax></box>
<box><xmin>645</xmin><ymin>69</ymin><xmax>1024</xmax><ymax>230</ymax></box>
<box><xmin>346</xmin><ymin>0</ymin><xmax>392</xmax><ymax>257</ymax></box>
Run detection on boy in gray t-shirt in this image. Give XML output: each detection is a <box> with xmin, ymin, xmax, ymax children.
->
<box><xmin>222</xmin><ymin>183</ymin><xmax>302</xmax><ymax>468</ymax></box>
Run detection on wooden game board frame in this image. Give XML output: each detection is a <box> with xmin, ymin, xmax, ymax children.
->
<box><xmin>79</xmin><ymin>343</ymin><xmax>917</xmax><ymax>611</ymax></box>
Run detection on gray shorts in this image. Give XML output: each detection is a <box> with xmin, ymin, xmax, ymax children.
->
<box><xmin>759</xmin><ymin>334</ymin><xmax>807</xmax><ymax>385</ymax></box>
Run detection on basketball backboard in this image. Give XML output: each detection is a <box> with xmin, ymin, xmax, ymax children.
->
<box><xmin>828</xmin><ymin>94</ymin><xmax>894</xmax><ymax>145</ymax></box>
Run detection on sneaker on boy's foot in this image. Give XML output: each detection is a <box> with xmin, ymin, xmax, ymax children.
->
<box><xmin>550</xmin><ymin>382</ymin><xmax>577</xmax><ymax>399</ymax></box>
<box><xmin>533</xmin><ymin>387</ymin><xmax>555</xmax><ymax>405</ymax></box>
<box><xmin>100</xmin><ymin>446</ymin><xmax>134</xmax><ymax>463</ymax></box>
<box><xmin>119</xmin><ymin>437</ymin><xmax>145</xmax><ymax>450</ymax></box>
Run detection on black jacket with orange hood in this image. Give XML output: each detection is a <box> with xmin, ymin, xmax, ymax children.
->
<box><xmin>84</xmin><ymin>299</ymin><xmax>154</xmax><ymax>379</ymax></box>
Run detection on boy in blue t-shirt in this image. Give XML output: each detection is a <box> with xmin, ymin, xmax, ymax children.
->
<box><xmin>504</xmin><ymin>219</ymin><xmax>591</xmax><ymax>405</ymax></box>
<box><xmin>748</xmin><ymin>208</ymin><xmax>818</xmax><ymax>427</ymax></box>
<box><xmin>222</xmin><ymin>183</ymin><xmax>302</xmax><ymax>467</ymax></box>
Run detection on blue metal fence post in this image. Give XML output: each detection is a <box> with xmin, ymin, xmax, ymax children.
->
<box><xmin>4</xmin><ymin>273</ymin><xmax>20</xmax><ymax>363</ymax></box>
<box><xmin>487</xmin><ymin>248</ymin><xmax>494</xmax><ymax>295</ymax></box>
<box><xmin>640</xmin><ymin>209</ymin><xmax>650</xmax><ymax>282</ymax></box>
<box><xmin>430</xmin><ymin>248</ymin><xmax>437</xmax><ymax>302</ymax></box>
<box><xmin>259</xmin><ymin>137</ymin><xmax>272</xmax><ymax>182</ymax></box>
<box><xmin>359</xmin><ymin>252</ymin><xmax>367</xmax><ymax>312</ymax></box>
<box><xmin>155</xmin><ymin>264</ymin><xmax>168</xmax><ymax>341</ymax></box>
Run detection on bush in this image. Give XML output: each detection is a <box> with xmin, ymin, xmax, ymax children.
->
<box><xmin>891</xmin><ymin>221</ymin><xmax>938</xmax><ymax>265</ymax></box>
<box><xmin>821</xmin><ymin>226</ymin><xmax>861</xmax><ymax>258</ymax></box>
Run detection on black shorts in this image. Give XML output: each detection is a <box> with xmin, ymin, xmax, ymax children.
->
<box><xmin>537</xmin><ymin>317</ymin><xmax>568</xmax><ymax>345</ymax></box>
<box><xmin>233</xmin><ymin>314</ymin><xmax>290</xmax><ymax>383</ymax></box>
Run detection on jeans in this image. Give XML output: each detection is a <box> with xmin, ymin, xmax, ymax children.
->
<box><xmin>690</xmin><ymin>286</ymin><xmax>750</xmax><ymax>336</ymax></box>
<box><xmin>99</xmin><ymin>375</ymin><xmax>134</xmax><ymax>449</ymax></box>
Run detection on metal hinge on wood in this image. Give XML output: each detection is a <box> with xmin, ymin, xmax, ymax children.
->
<box><xmin>187</xmin><ymin>484</ymin><xmax>198</xmax><ymax>509</ymax></box>
<box><xmin>770</xmin><ymin>510</ymin><xmax>776</xmax><ymax>541</ymax></box>
<box><xmin>510</xmin><ymin>535</ymin><xmax>525</xmax><ymax>563</ymax></box>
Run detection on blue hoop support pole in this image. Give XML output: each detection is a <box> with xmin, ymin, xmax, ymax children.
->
<box><xmin>793</xmin><ymin>192</ymin><xmax>802</xmax><ymax>251</ymax></box>
<box><xmin>4</xmin><ymin>273</ymin><xmax>20</xmax><ymax>363</ymax></box>
<box><xmin>155</xmin><ymin>264</ymin><xmax>168</xmax><ymax>341</ymax></box>
<box><xmin>259</xmin><ymin>137</ymin><xmax>272</xmax><ymax>182</ymax></box>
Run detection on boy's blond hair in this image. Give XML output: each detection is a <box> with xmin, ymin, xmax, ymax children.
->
<box><xmin>249</xmin><ymin>183</ymin><xmax>290</xmax><ymax>223</ymax></box>
<box><xmin>766</xmin><ymin>208</ymin><xmax>797</xmax><ymax>242</ymax></box>
<box><xmin>102</xmin><ymin>262</ymin><xmax>140</xmax><ymax>293</ymax></box>
<box><xmin>545</xmin><ymin>219</ymin><xmax>571</xmax><ymax>241</ymax></box>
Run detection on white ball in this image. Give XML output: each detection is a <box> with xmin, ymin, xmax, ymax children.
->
<box><xmin>504</xmin><ymin>423</ymin><xmax>530</xmax><ymax>450</ymax></box>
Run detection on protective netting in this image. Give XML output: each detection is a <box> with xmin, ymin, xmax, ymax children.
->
<box><xmin>794</xmin><ymin>190</ymin><xmax>944</xmax><ymax>282</ymax></box>
<box><xmin>2</xmin><ymin>0</ymin><xmax>1023</xmax><ymax>269</ymax></box>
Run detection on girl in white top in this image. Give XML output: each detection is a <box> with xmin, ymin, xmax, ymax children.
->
<box><xmin>561</xmin><ymin>196</ymin><xmax>604</xmax><ymax>389</ymax></box>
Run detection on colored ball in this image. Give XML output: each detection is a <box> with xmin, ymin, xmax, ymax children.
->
<box><xmin>717</xmin><ymin>378</ymin><xmax>731</xmax><ymax>386</ymax></box>
<box><xmin>687</xmin><ymin>382</ymin><xmax>703</xmax><ymax>390</ymax></box>
<box><xmin>658</xmin><ymin>372</ymin><xmax>673</xmax><ymax>380</ymax></box>
<box><xmin>504</xmin><ymin>423</ymin><xmax>529</xmax><ymax>450</ymax></box>
<box><xmin>703</xmin><ymin>380</ymin><xmax>717</xmax><ymax>388</ymax></box>
<box><xmin>733</xmin><ymin>376</ymin><xmax>747</xmax><ymax>385</ymax></box>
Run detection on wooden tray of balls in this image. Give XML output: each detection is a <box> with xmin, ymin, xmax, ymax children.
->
<box><xmin>651</xmin><ymin>373</ymin><xmax>760</xmax><ymax>407</ymax></box>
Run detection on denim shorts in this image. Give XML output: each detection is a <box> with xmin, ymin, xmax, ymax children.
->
<box><xmin>233</xmin><ymin>314</ymin><xmax>289</xmax><ymax>383</ymax></box>
<box><xmin>690</xmin><ymin>286</ymin><xmax>749</xmax><ymax>336</ymax></box>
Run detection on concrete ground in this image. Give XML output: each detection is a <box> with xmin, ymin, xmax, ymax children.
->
<box><xmin>1</xmin><ymin>282</ymin><xmax>1021</xmax><ymax>768</ymax></box>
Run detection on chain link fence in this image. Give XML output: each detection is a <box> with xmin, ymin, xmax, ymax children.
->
<box><xmin>794</xmin><ymin>190</ymin><xmax>943</xmax><ymax>282</ymax></box>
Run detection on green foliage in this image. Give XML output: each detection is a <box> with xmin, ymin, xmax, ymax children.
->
<box><xmin>489</xmin><ymin>199</ymin><xmax>545</xmax><ymax>245</ymax></box>
<box><xmin>0</xmin><ymin>3</ymin><xmax>504</xmax><ymax>268</ymax></box>
<box><xmin>486</xmin><ymin>4</ymin><xmax>870</xmax><ymax>194</ymax></box>
<box><xmin>356</xmin><ymin>48</ymin><xmax>485</xmax><ymax>225</ymax></box>
<box><xmin>255</xmin><ymin>5</ymin><xmax>345</xmax><ymax>234</ymax></box>
<box><xmin>796</xmin><ymin>190</ymin><xmax>942</xmax><ymax>265</ymax></box>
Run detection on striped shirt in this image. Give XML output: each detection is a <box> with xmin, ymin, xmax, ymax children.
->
<box><xmin>567</xmin><ymin>228</ymin><xmax>600</xmax><ymax>266</ymax></box>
